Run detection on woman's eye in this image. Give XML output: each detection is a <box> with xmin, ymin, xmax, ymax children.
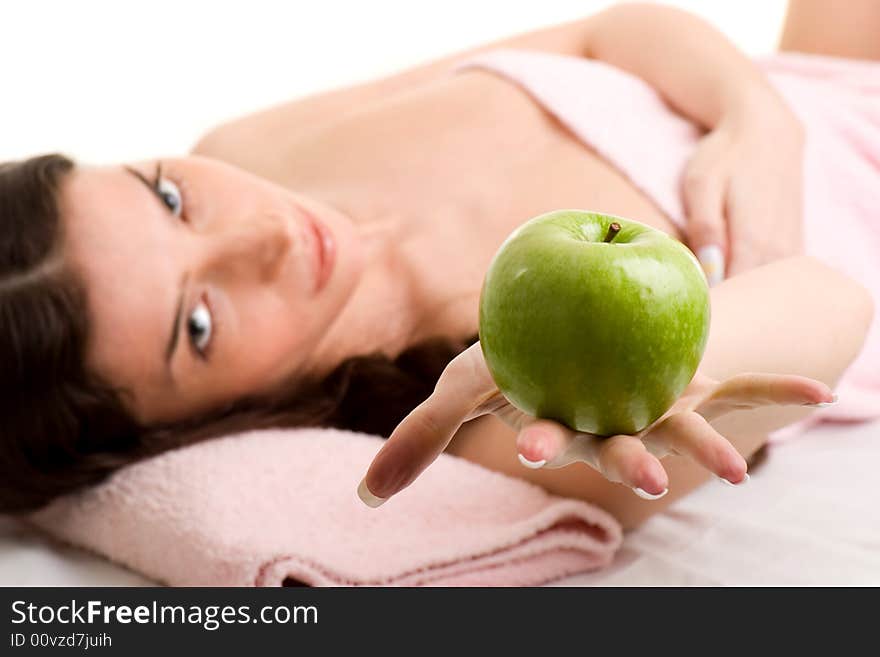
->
<box><xmin>187</xmin><ymin>298</ymin><xmax>213</xmax><ymax>358</ymax></box>
<box><xmin>156</xmin><ymin>177</ymin><xmax>183</xmax><ymax>217</ymax></box>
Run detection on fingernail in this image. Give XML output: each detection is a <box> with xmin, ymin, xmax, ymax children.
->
<box><xmin>697</xmin><ymin>245</ymin><xmax>725</xmax><ymax>287</ymax></box>
<box><xmin>803</xmin><ymin>393</ymin><xmax>838</xmax><ymax>408</ymax></box>
<box><xmin>633</xmin><ymin>487</ymin><xmax>669</xmax><ymax>500</ymax></box>
<box><xmin>718</xmin><ymin>472</ymin><xmax>750</xmax><ymax>486</ymax></box>
<box><xmin>518</xmin><ymin>453</ymin><xmax>547</xmax><ymax>469</ymax></box>
<box><xmin>357</xmin><ymin>477</ymin><xmax>387</xmax><ymax>508</ymax></box>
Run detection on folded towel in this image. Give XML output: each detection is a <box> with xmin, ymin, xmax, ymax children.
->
<box><xmin>26</xmin><ymin>427</ymin><xmax>622</xmax><ymax>586</ymax></box>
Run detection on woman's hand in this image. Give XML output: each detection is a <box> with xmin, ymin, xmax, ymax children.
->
<box><xmin>357</xmin><ymin>340</ymin><xmax>835</xmax><ymax>507</ymax></box>
<box><xmin>683</xmin><ymin>89</ymin><xmax>806</xmax><ymax>285</ymax></box>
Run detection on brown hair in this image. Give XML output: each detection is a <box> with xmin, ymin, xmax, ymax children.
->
<box><xmin>0</xmin><ymin>153</ymin><xmax>478</xmax><ymax>514</ymax></box>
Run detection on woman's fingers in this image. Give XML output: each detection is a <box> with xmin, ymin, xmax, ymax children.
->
<box><xmin>511</xmin><ymin>371</ymin><xmax>830</xmax><ymax>496</ymax></box>
<box><xmin>515</xmin><ymin>419</ymin><xmax>585</xmax><ymax>468</ymax></box>
<box><xmin>358</xmin><ymin>335</ymin><xmax>834</xmax><ymax>508</ymax></box>
<box><xmin>643</xmin><ymin>412</ymin><xmax>748</xmax><ymax>485</ymax></box>
<box><xmin>725</xmin><ymin>165</ymin><xmax>804</xmax><ymax>277</ymax></box>
<box><xmin>695</xmin><ymin>372</ymin><xmax>835</xmax><ymax>422</ymax></box>
<box><xmin>516</xmin><ymin>419</ymin><xmax>669</xmax><ymax>498</ymax></box>
<box><xmin>682</xmin><ymin>160</ymin><xmax>728</xmax><ymax>287</ymax></box>
<box><xmin>724</xmin><ymin>192</ymin><xmax>765</xmax><ymax>278</ymax></box>
<box><xmin>358</xmin><ymin>341</ymin><xmax>498</xmax><ymax>507</ymax></box>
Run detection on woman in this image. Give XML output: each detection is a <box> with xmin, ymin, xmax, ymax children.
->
<box><xmin>0</xmin><ymin>3</ymin><xmax>874</xmax><ymax>530</ymax></box>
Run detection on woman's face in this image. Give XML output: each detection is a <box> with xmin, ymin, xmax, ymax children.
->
<box><xmin>59</xmin><ymin>155</ymin><xmax>365</xmax><ymax>425</ymax></box>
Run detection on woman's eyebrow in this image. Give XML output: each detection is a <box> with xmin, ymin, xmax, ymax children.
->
<box><xmin>122</xmin><ymin>166</ymin><xmax>168</xmax><ymax>210</ymax></box>
<box><xmin>121</xmin><ymin>165</ymin><xmax>187</xmax><ymax>381</ymax></box>
<box><xmin>123</xmin><ymin>165</ymin><xmax>158</xmax><ymax>201</ymax></box>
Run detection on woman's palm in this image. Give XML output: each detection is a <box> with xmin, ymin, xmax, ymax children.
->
<box><xmin>361</xmin><ymin>340</ymin><xmax>834</xmax><ymax>503</ymax></box>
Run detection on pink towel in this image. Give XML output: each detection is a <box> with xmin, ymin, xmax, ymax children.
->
<box><xmin>25</xmin><ymin>428</ymin><xmax>622</xmax><ymax>586</ymax></box>
<box><xmin>456</xmin><ymin>49</ymin><xmax>880</xmax><ymax>439</ymax></box>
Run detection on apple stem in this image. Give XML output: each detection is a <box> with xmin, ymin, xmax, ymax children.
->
<box><xmin>604</xmin><ymin>222</ymin><xmax>621</xmax><ymax>243</ymax></box>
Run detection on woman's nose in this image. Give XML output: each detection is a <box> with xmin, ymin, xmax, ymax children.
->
<box><xmin>200</xmin><ymin>214</ymin><xmax>294</xmax><ymax>283</ymax></box>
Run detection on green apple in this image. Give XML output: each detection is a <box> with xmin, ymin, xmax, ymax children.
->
<box><xmin>478</xmin><ymin>209</ymin><xmax>710</xmax><ymax>436</ymax></box>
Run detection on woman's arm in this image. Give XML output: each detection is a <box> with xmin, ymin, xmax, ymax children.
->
<box><xmin>582</xmin><ymin>4</ymin><xmax>808</xmax><ymax>284</ymax></box>
<box><xmin>582</xmin><ymin>3</ymin><xmax>784</xmax><ymax>131</ymax></box>
<box><xmin>445</xmin><ymin>255</ymin><xmax>874</xmax><ymax>530</ymax></box>
<box><xmin>359</xmin><ymin>253</ymin><xmax>873</xmax><ymax>528</ymax></box>
<box><xmin>780</xmin><ymin>0</ymin><xmax>880</xmax><ymax>60</ymax></box>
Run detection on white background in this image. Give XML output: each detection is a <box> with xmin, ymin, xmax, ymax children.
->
<box><xmin>1</xmin><ymin>1</ymin><xmax>787</xmax><ymax>164</ymax></box>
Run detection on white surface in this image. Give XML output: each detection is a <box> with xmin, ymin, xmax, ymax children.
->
<box><xmin>2</xmin><ymin>419</ymin><xmax>878</xmax><ymax>586</ymax></box>
<box><xmin>0</xmin><ymin>519</ymin><xmax>153</xmax><ymax>586</ymax></box>
<box><xmin>555</xmin><ymin>420</ymin><xmax>880</xmax><ymax>586</ymax></box>
<box><xmin>0</xmin><ymin>0</ymin><xmax>787</xmax><ymax>163</ymax></box>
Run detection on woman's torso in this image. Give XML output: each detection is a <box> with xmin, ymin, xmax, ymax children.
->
<box><xmin>262</xmin><ymin>66</ymin><xmax>683</xmax><ymax>341</ymax></box>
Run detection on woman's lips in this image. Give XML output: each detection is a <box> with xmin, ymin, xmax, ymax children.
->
<box><xmin>300</xmin><ymin>207</ymin><xmax>335</xmax><ymax>294</ymax></box>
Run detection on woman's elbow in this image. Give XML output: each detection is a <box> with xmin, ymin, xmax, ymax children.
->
<box><xmin>800</xmin><ymin>255</ymin><xmax>875</xmax><ymax>359</ymax></box>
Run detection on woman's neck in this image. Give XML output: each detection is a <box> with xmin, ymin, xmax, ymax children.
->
<box><xmin>303</xmin><ymin>195</ymin><xmax>472</xmax><ymax>380</ymax></box>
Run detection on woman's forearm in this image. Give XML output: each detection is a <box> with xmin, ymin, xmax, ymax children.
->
<box><xmin>448</xmin><ymin>255</ymin><xmax>874</xmax><ymax>530</ymax></box>
<box><xmin>583</xmin><ymin>3</ymin><xmax>781</xmax><ymax>130</ymax></box>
